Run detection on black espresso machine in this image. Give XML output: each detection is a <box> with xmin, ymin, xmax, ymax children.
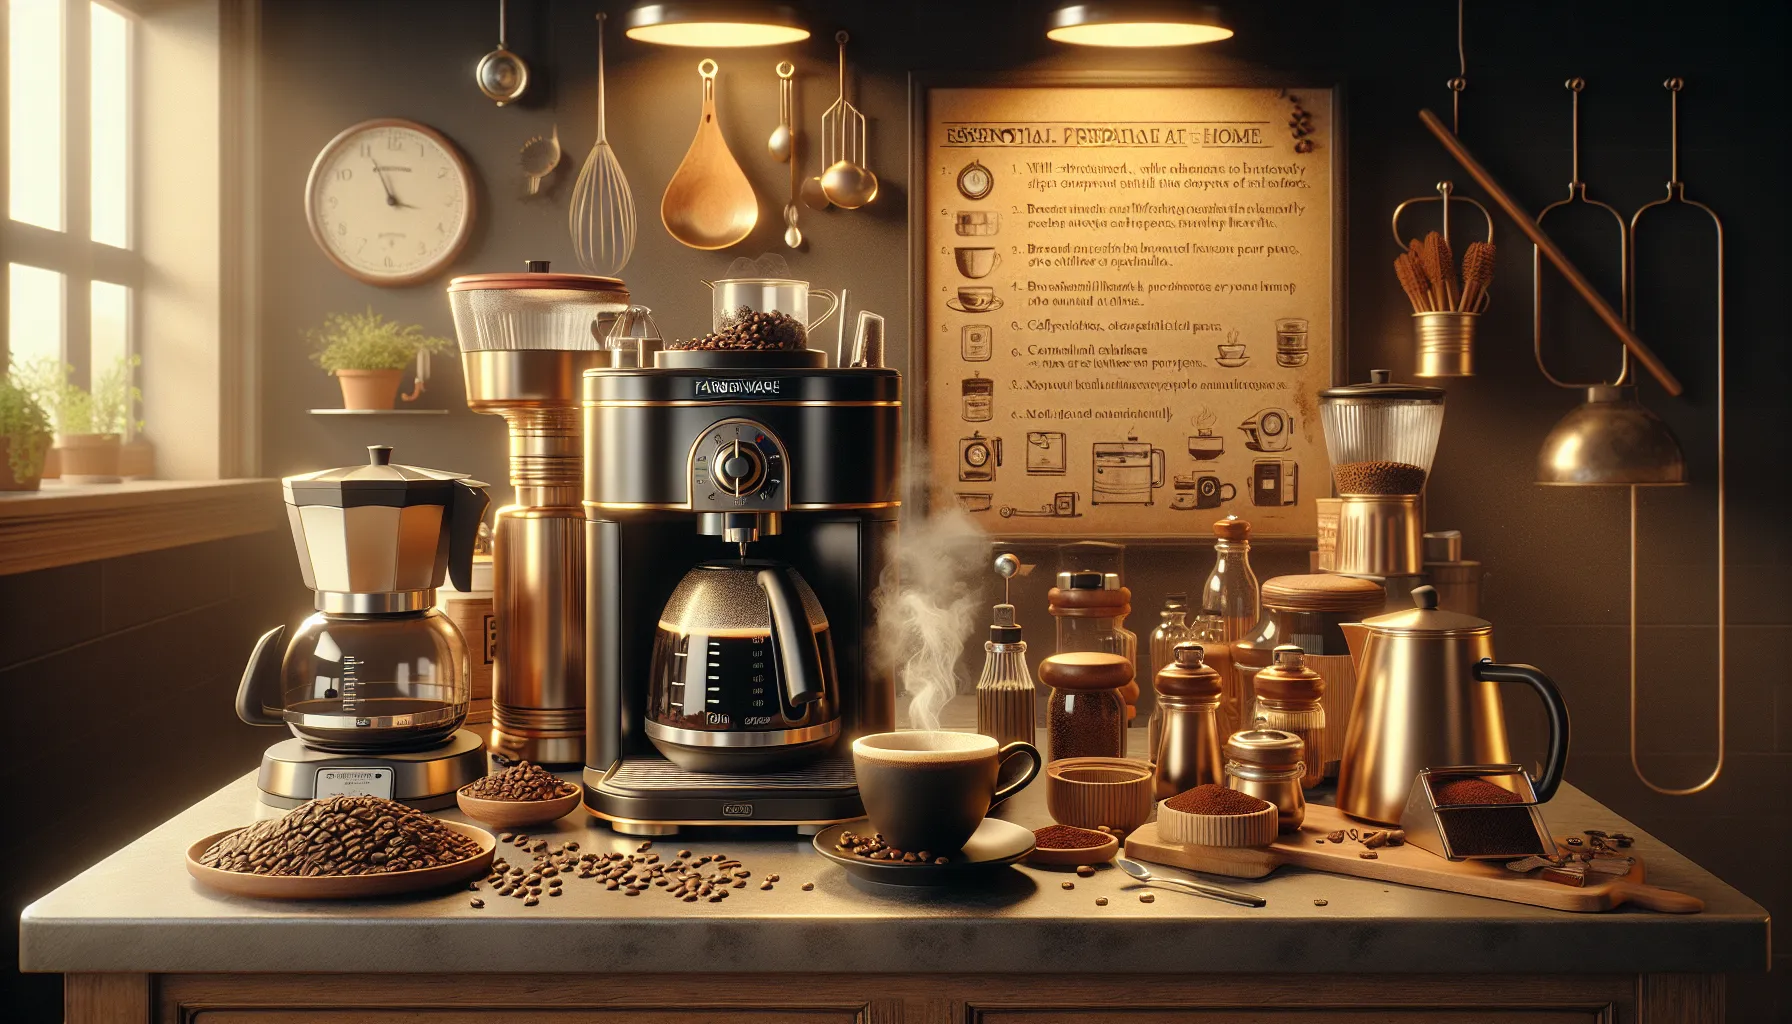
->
<box><xmin>581</xmin><ymin>345</ymin><xmax>900</xmax><ymax>834</ymax></box>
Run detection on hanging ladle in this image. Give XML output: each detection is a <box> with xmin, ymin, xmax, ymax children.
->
<box><xmin>820</xmin><ymin>31</ymin><xmax>878</xmax><ymax>209</ymax></box>
<box><xmin>476</xmin><ymin>0</ymin><xmax>529</xmax><ymax>106</ymax></box>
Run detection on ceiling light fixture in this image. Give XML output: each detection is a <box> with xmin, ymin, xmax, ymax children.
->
<box><xmin>1046</xmin><ymin>2</ymin><xmax>1233</xmax><ymax>47</ymax></box>
<box><xmin>624</xmin><ymin>2</ymin><xmax>810</xmax><ymax>48</ymax></box>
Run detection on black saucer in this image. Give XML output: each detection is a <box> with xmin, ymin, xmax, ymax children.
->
<box><xmin>812</xmin><ymin>818</ymin><xmax>1036</xmax><ymax>887</ymax></box>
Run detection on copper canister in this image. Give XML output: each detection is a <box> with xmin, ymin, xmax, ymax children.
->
<box><xmin>1224</xmin><ymin>724</ymin><xmax>1306</xmax><ymax>832</ymax></box>
<box><xmin>1251</xmin><ymin>645</ymin><xmax>1326</xmax><ymax>790</ymax></box>
<box><xmin>1151</xmin><ymin>642</ymin><xmax>1224</xmax><ymax>799</ymax></box>
<box><xmin>1233</xmin><ymin>573</ymin><xmax>1382</xmax><ymax>779</ymax></box>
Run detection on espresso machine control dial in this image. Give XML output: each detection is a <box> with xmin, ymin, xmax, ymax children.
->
<box><xmin>691</xmin><ymin>419</ymin><xmax>788</xmax><ymax>512</ymax></box>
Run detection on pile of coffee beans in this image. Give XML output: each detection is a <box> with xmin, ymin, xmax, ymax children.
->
<box><xmin>669</xmin><ymin>306</ymin><xmax>807</xmax><ymax>352</ymax></box>
<box><xmin>461</xmin><ymin>761</ymin><xmax>576</xmax><ymax>802</ymax></box>
<box><xmin>200</xmin><ymin>795</ymin><xmax>482</xmax><ymax>876</ymax></box>
<box><xmin>834</xmin><ymin>829</ymin><xmax>951</xmax><ymax>865</ymax></box>
<box><xmin>471</xmin><ymin>835</ymin><xmax>804</xmax><ymax>908</ymax></box>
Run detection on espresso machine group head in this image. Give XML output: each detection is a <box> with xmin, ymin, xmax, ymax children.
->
<box><xmin>581</xmin><ymin>344</ymin><xmax>901</xmax><ymax>834</ymax></box>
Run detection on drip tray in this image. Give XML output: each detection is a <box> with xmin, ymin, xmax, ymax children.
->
<box><xmin>585</xmin><ymin>755</ymin><xmax>862</xmax><ymax>834</ymax></box>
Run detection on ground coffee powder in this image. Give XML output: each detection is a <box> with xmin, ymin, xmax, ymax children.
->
<box><xmin>1432</xmin><ymin>776</ymin><xmax>1523</xmax><ymax>807</ymax></box>
<box><xmin>1033</xmin><ymin>824</ymin><xmax>1111</xmax><ymax>850</ymax></box>
<box><xmin>1439</xmin><ymin>806</ymin><xmax>1545</xmax><ymax>857</ymax></box>
<box><xmin>1164</xmin><ymin>784</ymin><xmax>1272</xmax><ymax>816</ymax></box>
<box><xmin>1333</xmin><ymin>460</ymin><xmax>1428</xmax><ymax>495</ymax></box>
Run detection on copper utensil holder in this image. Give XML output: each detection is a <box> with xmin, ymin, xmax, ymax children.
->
<box><xmin>1399</xmin><ymin>764</ymin><xmax>1553</xmax><ymax>861</ymax></box>
<box><xmin>1413</xmin><ymin>310</ymin><xmax>1479</xmax><ymax>378</ymax></box>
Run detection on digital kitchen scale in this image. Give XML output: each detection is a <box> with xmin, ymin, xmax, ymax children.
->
<box><xmin>254</xmin><ymin>729</ymin><xmax>487</xmax><ymax>810</ymax></box>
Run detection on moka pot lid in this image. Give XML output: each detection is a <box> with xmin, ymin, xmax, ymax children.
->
<box><xmin>284</xmin><ymin>445</ymin><xmax>484</xmax><ymax>508</ymax></box>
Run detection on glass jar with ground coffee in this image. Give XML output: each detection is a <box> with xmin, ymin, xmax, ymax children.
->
<box><xmin>1250</xmin><ymin>645</ymin><xmax>1326</xmax><ymax>790</ymax></box>
<box><xmin>1223</xmin><ymin>721</ymin><xmax>1306</xmax><ymax>832</ymax></box>
<box><xmin>1049</xmin><ymin>570</ymin><xmax>1139</xmax><ymax>721</ymax></box>
<box><xmin>1039</xmin><ymin>652</ymin><xmax>1131</xmax><ymax>761</ymax></box>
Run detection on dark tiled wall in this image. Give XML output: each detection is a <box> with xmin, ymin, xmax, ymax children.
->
<box><xmin>0</xmin><ymin>531</ymin><xmax>310</xmax><ymax>1020</ymax></box>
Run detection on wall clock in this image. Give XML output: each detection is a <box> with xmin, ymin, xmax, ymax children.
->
<box><xmin>305</xmin><ymin>118</ymin><xmax>477</xmax><ymax>287</ymax></box>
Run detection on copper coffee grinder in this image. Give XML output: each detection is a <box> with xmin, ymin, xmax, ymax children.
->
<box><xmin>580</xmin><ymin>332</ymin><xmax>900</xmax><ymax>834</ymax></box>
<box><xmin>447</xmin><ymin>262</ymin><xmax>630</xmax><ymax>766</ymax></box>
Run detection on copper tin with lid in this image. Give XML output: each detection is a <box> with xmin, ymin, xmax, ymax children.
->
<box><xmin>1224</xmin><ymin>722</ymin><xmax>1306</xmax><ymax>831</ymax></box>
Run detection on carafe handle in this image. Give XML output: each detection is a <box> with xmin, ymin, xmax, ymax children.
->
<box><xmin>236</xmin><ymin>625</ymin><xmax>288</xmax><ymax>727</ymax></box>
<box><xmin>447</xmin><ymin>478</ymin><xmax>492</xmax><ymax>592</ymax></box>
<box><xmin>758</xmin><ymin>567</ymin><xmax>826</xmax><ymax>707</ymax></box>
<box><xmin>1472</xmin><ymin>660</ymin><xmax>1571</xmax><ymax>803</ymax></box>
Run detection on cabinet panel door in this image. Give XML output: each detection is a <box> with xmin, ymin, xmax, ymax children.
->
<box><xmin>974</xmin><ymin>1012</ymin><xmax>1605</xmax><ymax>1023</ymax></box>
<box><xmin>194</xmin><ymin>1012</ymin><xmax>862</xmax><ymax>1024</ymax></box>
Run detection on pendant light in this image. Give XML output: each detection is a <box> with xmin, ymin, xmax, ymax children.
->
<box><xmin>1046</xmin><ymin>2</ymin><xmax>1233</xmax><ymax>47</ymax></box>
<box><xmin>623</xmin><ymin>2</ymin><xmax>810</xmax><ymax>48</ymax></box>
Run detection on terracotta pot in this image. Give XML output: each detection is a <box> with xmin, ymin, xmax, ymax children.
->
<box><xmin>0</xmin><ymin>436</ymin><xmax>47</xmax><ymax>491</ymax></box>
<box><xmin>335</xmin><ymin>369</ymin><xmax>404</xmax><ymax>410</ymax></box>
<box><xmin>42</xmin><ymin>445</ymin><xmax>60</xmax><ymax>479</ymax></box>
<box><xmin>119</xmin><ymin>437</ymin><xmax>156</xmax><ymax>479</ymax></box>
<box><xmin>55</xmin><ymin>432</ymin><xmax>123</xmax><ymax>482</ymax></box>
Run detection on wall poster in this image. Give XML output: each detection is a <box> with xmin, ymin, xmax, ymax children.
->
<box><xmin>913</xmin><ymin>79</ymin><xmax>1341</xmax><ymax>539</ymax></box>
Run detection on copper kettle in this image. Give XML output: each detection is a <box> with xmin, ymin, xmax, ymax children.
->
<box><xmin>1335</xmin><ymin>585</ymin><xmax>1569</xmax><ymax>825</ymax></box>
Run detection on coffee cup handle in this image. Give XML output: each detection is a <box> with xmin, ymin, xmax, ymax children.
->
<box><xmin>1220</xmin><ymin>482</ymin><xmax>1237</xmax><ymax>501</ymax></box>
<box><xmin>991</xmin><ymin>740</ymin><xmax>1043</xmax><ymax>805</ymax></box>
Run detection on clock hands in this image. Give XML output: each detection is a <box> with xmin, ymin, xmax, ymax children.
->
<box><xmin>368</xmin><ymin>156</ymin><xmax>417</xmax><ymax>209</ymax></box>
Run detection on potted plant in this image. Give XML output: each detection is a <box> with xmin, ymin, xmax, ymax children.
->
<box><xmin>310</xmin><ymin>308</ymin><xmax>452</xmax><ymax>410</ymax></box>
<box><xmin>0</xmin><ymin>373</ymin><xmax>54</xmax><ymax>491</ymax></box>
<box><xmin>17</xmin><ymin>356</ymin><xmax>142</xmax><ymax>482</ymax></box>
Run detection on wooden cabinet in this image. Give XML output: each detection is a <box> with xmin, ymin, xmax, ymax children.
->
<box><xmin>63</xmin><ymin>970</ymin><xmax>1720</xmax><ymax>1024</ymax></box>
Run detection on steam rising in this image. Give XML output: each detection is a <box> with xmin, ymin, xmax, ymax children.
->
<box><xmin>871</xmin><ymin>506</ymin><xmax>989</xmax><ymax>731</ymax></box>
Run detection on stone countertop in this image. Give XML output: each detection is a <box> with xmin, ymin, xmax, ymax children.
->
<box><xmin>20</xmin><ymin>745</ymin><xmax>1769</xmax><ymax>978</ymax></box>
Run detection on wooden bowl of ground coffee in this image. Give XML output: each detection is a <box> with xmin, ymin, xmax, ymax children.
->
<box><xmin>1045</xmin><ymin>757</ymin><xmax>1156</xmax><ymax>834</ymax></box>
<box><xmin>186</xmin><ymin>795</ymin><xmax>495</xmax><ymax>900</ymax></box>
<box><xmin>457</xmin><ymin>762</ymin><xmax>582</xmax><ymax>828</ymax></box>
<box><xmin>1026</xmin><ymin>823</ymin><xmax>1119</xmax><ymax>866</ymax></box>
<box><xmin>1158</xmin><ymin>784</ymin><xmax>1279</xmax><ymax>847</ymax></box>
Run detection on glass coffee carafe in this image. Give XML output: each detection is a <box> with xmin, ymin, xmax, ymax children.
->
<box><xmin>238</xmin><ymin>445</ymin><xmax>490</xmax><ymax>753</ymax></box>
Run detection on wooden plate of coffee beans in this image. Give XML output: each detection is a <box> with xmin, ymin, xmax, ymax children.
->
<box><xmin>185</xmin><ymin>820</ymin><xmax>495</xmax><ymax>900</ymax></box>
<box><xmin>456</xmin><ymin>788</ymin><xmax>581</xmax><ymax>828</ymax></box>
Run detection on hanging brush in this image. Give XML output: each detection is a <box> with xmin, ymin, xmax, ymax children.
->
<box><xmin>1458</xmin><ymin>241</ymin><xmax>1496</xmax><ymax>311</ymax></box>
<box><xmin>1422</xmin><ymin>231</ymin><xmax>1458</xmax><ymax>310</ymax></box>
<box><xmin>1394</xmin><ymin>252</ymin><xmax>1433</xmax><ymax>312</ymax></box>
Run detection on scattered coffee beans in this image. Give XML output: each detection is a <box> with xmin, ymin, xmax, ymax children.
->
<box><xmin>462</xmin><ymin>761</ymin><xmax>576</xmax><ymax>802</ymax></box>
<box><xmin>1313</xmin><ymin>898</ymin><xmax>1328</xmax><ymax>907</ymax></box>
<box><xmin>834</xmin><ymin>830</ymin><xmax>949</xmax><ymax>865</ymax></box>
<box><xmin>199</xmin><ymin>795</ymin><xmax>481</xmax><ymax>876</ymax></box>
<box><xmin>1075</xmin><ymin>865</ymin><xmax>1096</xmax><ymax>878</ymax></box>
<box><xmin>1061</xmin><ymin>881</ymin><xmax>1075</xmax><ymax>890</ymax></box>
<box><xmin>1139</xmin><ymin>893</ymin><xmax>1155</xmax><ymax>903</ymax></box>
<box><xmin>470</xmin><ymin>897</ymin><xmax>484</xmax><ymax>908</ymax></box>
<box><xmin>1163</xmin><ymin>784</ymin><xmax>1271</xmax><ymax>816</ymax></box>
<box><xmin>1094</xmin><ymin>897</ymin><xmax>1108</xmax><ymax>906</ymax></box>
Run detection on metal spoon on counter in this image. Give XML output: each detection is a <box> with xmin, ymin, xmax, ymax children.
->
<box><xmin>1117</xmin><ymin>858</ymin><xmax>1267</xmax><ymax>908</ymax></box>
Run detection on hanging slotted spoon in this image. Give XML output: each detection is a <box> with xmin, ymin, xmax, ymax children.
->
<box><xmin>661</xmin><ymin>59</ymin><xmax>758</xmax><ymax>250</ymax></box>
<box><xmin>569</xmin><ymin>11</ymin><xmax>635</xmax><ymax>276</ymax></box>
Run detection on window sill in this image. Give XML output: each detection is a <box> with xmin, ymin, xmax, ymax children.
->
<box><xmin>0</xmin><ymin>479</ymin><xmax>282</xmax><ymax>576</ymax></box>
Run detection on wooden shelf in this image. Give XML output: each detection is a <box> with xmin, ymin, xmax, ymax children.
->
<box><xmin>0</xmin><ymin>479</ymin><xmax>282</xmax><ymax>576</ymax></box>
<box><xmin>308</xmin><ymin>408</ymin><xmax>450</xmax><ymax>416</ymax></box>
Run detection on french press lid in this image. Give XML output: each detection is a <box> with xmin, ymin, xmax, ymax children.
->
<box><xmin>1156</xmin><ymin>642</ymin><xmax>1221</xmax><ymax>698</ymax></box>
<box><xmin>1359</xmin><ymin>584</ymin><xmax>1490</xmax><ymax>636</ymax></box>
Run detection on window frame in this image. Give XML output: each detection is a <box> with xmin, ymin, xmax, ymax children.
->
<box><xmin>1</xmin><ymin>0</ymin><xmax>144</xmax><ymax>405</ymax></box>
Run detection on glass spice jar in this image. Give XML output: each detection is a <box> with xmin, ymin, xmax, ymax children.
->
<box><xmin>1049</xmin><ymin>570</ymin><xmax>1139</xmax><ymax>720</ymax></box>
<box><xmin>1223</xmin><ymin>721</ymin><xmax>1306</xmax><ymax>832</ymax></box>
<box><xmin>1194</xmin><ymin>516</ymin><xmax>1260</xmax><ymax>736</ymax></box>
<box><xmin>975</xmin><ymin>602</ymin><xmax>1037</xmax><ymax>749</ymax></box>
<box><xmin>1251</xmin><ymin>645</ymin><xmax>1327</xmax><ymax>790</ymax></box>
<box><xmin>1039</xmin><ymin>651</ymin><xmax>1131</xmax><ymax>761</ymax></box>
<box><xmin>1145</xmin><ymin>592</ymin><xmax>1197</xmax><ymax>742</ymax></box>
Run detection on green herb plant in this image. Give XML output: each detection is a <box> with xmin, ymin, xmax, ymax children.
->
<box><xmin>0</xmin><ymin>370</ymin><xmax>54</xmax><ymax>481</ymax></box>
<box><xmin>14</xmin><ymin>355</ymin><xmax>143</xmax><ymax>437</ymax></box>
<box><xmin>310</xmin><ymin>308</ymin><xmax>454</xmax><ymax>373</ymax></box>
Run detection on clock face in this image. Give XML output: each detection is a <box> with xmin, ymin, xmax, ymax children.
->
<box><xmin>306</xmin><ymin>119</ymin><xmax>475</xmax><ymax>286</ymax></box>
<box><xmin>957</xmin><ymin>160</ymin><xmax>993</xmax><ymax>201</ymax></box>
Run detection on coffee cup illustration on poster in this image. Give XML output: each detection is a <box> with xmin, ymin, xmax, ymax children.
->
<box><xmin>918</xmin><ymin>81</ymin><xmax>1339</xmax><ymax>538</ymax></box>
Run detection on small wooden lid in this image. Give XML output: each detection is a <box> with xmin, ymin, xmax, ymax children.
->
<box><xmin>1260</xmin><ymin>573</ymin><xmax>1385</xmax><ymax>614</ymax></box>
<box><xmin>1038</xmin><ymin>651</ymin><xmax>1133</xmax><ymax>691</ymax></box>
<box><xmin>1212</xmin><ymin>515</ymin><xmax>1251</xmax><ymax>541</ymax></box>
<box><xmin>1047</xmin><ymin>584</ymin><xmax>1130</xmax><ymax>614</ymax></box>
<box><xmin>1155</xmin><ymin>642</ymin><xmax>1221</xmax><ymax>698</ymax></box>
<box><xmin>1252</xmin><ymin>645</ymin><xmax>1325</xmax><ymax>701</ymax></box>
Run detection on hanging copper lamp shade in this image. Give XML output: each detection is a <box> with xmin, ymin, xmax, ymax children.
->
<box><xmin>1536</xmin><ymin>384</ymin><xmax>1685</xmax><ymax>486</ymax></box>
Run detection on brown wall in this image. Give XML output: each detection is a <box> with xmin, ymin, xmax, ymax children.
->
<box><xmin>188</xmin><ymin>0</ymin><xmax>1792</xmax><ymax>1019</ymax></box>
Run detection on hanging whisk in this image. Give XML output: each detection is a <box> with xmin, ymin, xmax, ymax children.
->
<box><xmin>569</xmin><ymin>12</ymin><xmax>636</xmax><ymax>277</ymax></box>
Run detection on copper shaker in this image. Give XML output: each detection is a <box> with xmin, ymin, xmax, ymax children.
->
<box><xmin>1151</xmin><ymin>642</ymin><xmax>1224</xmax><ymax>799</ymax></box>
<box><xmin>1224</xmin><ymin>722</ymin><xmax>1306</xmax><ymax>832</ymax></box>
<box><xmin>1251</xmin><ymin>645</ymin><xmax>1327</xmax><ymax>790</ymax></box>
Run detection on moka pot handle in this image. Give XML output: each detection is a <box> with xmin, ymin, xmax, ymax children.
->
<box><xmin>236</xmin><ymin>625</ymin><xmax>288</xmax><ymax>727</ymax></box>
<box><xmin>759</xmin><ymin>568</ymin><xmax>825</xmax><ymax>707</ymax></box>
<box><xmin>1472</xmin><ymin>659</ymin><xmax>1571</xmax><ymax>803</ymax></box>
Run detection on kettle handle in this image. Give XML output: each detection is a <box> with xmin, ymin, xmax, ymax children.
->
<box><xmin>446</xmin><ymin>479</ymin><xmax>491</xmax><ymax>592</ymax></box>
<box><xmin>1473</xmin><ymin>660</ymin><xmax>1571</xmax><ymax>803</ymax></box>
<box><xmin>758</xmin><ymin>568</ymin><xmax>826</xmax><ymax>707</ymax></box>
<box><xmin>236</xmin><ymin>625</ymin><xmax>288</xmax><ymax>727</ymax></box>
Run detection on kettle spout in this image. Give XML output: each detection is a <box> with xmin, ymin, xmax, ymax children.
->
<box><xmin>1339</xmin><ymin>621</ymin><xmax>1370</xmax><ymax>677</ymax></box>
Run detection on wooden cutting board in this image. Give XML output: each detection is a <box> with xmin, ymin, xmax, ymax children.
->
<box><xmin>1124</xmin><ymin>802</ymin><xmax>1702</xmax><ymax>914</ymax></box>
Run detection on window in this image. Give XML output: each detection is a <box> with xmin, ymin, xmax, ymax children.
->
<box><xmin>3</xmin><ymin>0</ymin><xmax>141</xmax><ymax>409</ymax></box>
